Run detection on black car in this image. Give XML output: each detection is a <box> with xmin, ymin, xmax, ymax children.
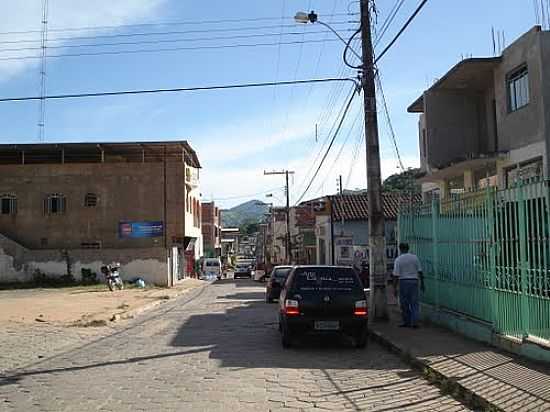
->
<box><xmin>265</xmin><ymin>266</ymin><xmax>293</xmax><ymax>303</ymax></box>
<box><xmin>278</xmin><ymin>265</ymin><xmax>368</xmax><ymax>348</ymax></box>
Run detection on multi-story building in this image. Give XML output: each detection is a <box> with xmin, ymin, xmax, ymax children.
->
<box><xmin>266</xmin><ymin>207</ymin><xmax>288</xmax><ymax>266</ymax></box>
<box><xmin>201</xmin><ymin>201</ymin><xmax>221</xmax><ymax>257</ymax></box>
<box><xmin>289</xmin><ymin>202</ymin><xmax>317</xmax><ymax>265</ymax></box>
<box><xmin>409</xmin><ymin>26</ymin><xmax>550</xmax><ymax>198</ymax></box>
<box><xmin>0</xmin><ymin>141</ymin><xmax>202</xmax><ymax>286</ymax></box>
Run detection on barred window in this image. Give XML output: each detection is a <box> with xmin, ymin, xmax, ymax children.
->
<box><xmin>508</xmin><ymin>66</ymin><xmax>529</xmax><ymax>112</ymax></box>
<box><xmin>0</xmin><ymin>194</ymin><xmax>17</xmax><ymax>216</ymax></box>
<box><xmin>45</xmin><ymin>193</ymin><xmax>66</xmax><ymax>215</ymax></box>
<box><xmin>84</xmin><ymin>193</ymin><xmax>98</xmax><ymax>207</ymax></box>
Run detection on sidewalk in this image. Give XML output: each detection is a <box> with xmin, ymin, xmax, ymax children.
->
<box><xmin>369</xmin><ymin>305</ymin><xmax>550</xmax><ymax>411</ymax></box>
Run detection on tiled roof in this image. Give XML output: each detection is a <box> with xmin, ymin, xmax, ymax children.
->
<box><xmin>330</xmin><ymin>192</ymin><xmax>421</xmax><ymax>221</ymax></box>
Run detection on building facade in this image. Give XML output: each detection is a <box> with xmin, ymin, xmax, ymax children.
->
<box><xmin>0</xmin><ymin>141</ymin><xmax>201</xmax><ymax>286</ymax></box>
<box><xmin>314</xmin><ymin>193</ymin><xmax>417</xmax><ymax>272</ymax></box>
<box><xmin>409</xmin><ymin>26</ymin><xmax>550</xmax><ymax>199</ymax></box>
<box><xmin>201</xmin><ymin>201</ymin><xmax>221</xmax><ymax>257</ymax></box>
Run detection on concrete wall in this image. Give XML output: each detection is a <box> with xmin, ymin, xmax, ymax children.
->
<box><xmin>0</xmin><ymin>237</ymin><xmax>170</xmax><ymax>286</ymax></box>
<box><xmin>494</xmin><ymin>27</ymin><xmax>545</xmax><ymax>152</ymax></box>
<box><xmin>0</xmin><ymin>162</ymin><xmax>186</xmax><ymax>250</ymax></box>
<box><xmin>424</xmin><ymin>90</ymin><xmax>486</xmax><ymax>168</ymax></box>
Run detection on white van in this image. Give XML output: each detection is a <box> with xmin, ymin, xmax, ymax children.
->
<box><xmin>202</xmin><ymin>258</ymin><xmax>222</xmax><ymax>279</ymax></box>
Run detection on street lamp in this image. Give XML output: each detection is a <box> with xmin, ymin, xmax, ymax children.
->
<box><xmin>294</xmin><ymin>10</ymin><xmax>361</xmax><ymax>61</ymax></box>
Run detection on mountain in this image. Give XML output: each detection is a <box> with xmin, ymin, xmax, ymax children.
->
<box><xmin>221</xmin><ymin>200</ymin><xmax>269</xmax><ymax>228</ymax></box>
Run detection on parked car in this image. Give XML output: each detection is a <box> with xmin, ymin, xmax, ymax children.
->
<box><xmin>234</xmin><ymin>262</ymin><xmax>252</xmax><ymax>279</ymax></box>
<box><xmin>278</xmin><ymin>265</ymin><xmax>368</xmax><ymax>348</ymax></box>
<box><xmin>265</xmin><ymin>266</ymin><xmax>293</xmax><ymax>303</ymax></box>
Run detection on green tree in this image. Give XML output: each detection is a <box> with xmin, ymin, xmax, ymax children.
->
<box><xmin>382</xmin><ymin>168</ymin><xmax>421</xmax><ymax>194</ymax></box>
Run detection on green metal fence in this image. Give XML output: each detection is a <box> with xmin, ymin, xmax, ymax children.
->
<box><xmin>399</xmin><ymin>180</ymin><xmax>550</xmax><ymax>343</ymax></box>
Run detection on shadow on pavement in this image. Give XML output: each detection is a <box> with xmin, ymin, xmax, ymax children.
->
<box><xmin>0</xmin><ymin>348</ymin><xmax>209</xmax><ymax>387</ymax></box>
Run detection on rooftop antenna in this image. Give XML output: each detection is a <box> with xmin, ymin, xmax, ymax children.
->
<box><xmin>491</xmin><ymin>26</ymin><xmax>496</xmax><ymax>56</ymax></box>
<box><xmin>38</xmin><ymin>0</ymin><xmax>49</xmax><ymax>142</ymax></box>
<box><xmin>534</xmin><ymin>0</ymin><xmax>541</xmax><ymax>25</ymax></box>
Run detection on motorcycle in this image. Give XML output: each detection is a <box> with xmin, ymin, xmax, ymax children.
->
<box><xmin>101</xmin><ymin>263</ymin><xmax>124</xmax><ymax>291</ymax></box>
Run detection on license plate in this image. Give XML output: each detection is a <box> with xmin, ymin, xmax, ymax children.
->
<box><xmin>314</xmin><ymin>321</ymin><xmax>340</xmax><ymax>330</ymax></box>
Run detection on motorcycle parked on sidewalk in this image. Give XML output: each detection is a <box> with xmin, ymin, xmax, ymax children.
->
<box><xmin>101</xmin><ymin>263</ymin><xmax>124</xmax><ymax>291</ymax></box>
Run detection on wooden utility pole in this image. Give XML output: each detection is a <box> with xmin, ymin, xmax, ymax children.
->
<box><xmin>264</xmin><ymin>170</ymin><xmax>295</xmax><ymax>264</ymax></box>
<box><xmin>360</xmin><ymin>0</ymin><xmax>388</xmax><ymax>320</ymax></box>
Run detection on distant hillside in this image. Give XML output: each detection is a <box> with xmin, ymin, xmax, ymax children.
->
<box><xmin>221</xmin><ymin>200</ymin><xmax>269</xmax><ymax>227</ymax></box>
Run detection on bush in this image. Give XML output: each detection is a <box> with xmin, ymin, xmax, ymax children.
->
<box><xmin>81</xmin><ymin>268</ymin><xmax>98</xmax><ymax>285</ymax></box>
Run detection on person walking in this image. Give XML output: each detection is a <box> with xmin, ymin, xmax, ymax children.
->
<box><xmin>392</xmin><ymin>243</ymin><xmax>424</xmax><ymax>328</ymax></box>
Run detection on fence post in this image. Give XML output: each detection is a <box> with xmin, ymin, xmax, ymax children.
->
<box><xmin>486</xmin><ymin>188</ymin><xmax>499</xmax><ymax>332</ymax></box>
<box><xmin>518</xmin><ymin>183</ymin><xmax>530</xmax><ymax>338</ymax></box>
<box><xmin>431</xmin><ymin>198</ymin><xmax>440</xmax><ymax>309</ymax></box>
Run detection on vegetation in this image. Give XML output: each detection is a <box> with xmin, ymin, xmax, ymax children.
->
<box><xmin>382</xmin><ymin>168</ymin><xmax>421</xmax><ymax>194</ymax></box>
<box><xmin>221</xmin><ymin>200</ymin><xmax>269</xmax><ymax>227</ymax></box>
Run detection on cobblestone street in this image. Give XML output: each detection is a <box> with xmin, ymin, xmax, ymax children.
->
<box><xmin>0</xmin><ymin>279</ymin><xmax>470</xmax><ymax>411</ymax></box>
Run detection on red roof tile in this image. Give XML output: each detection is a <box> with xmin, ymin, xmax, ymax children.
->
<box><xmin>330</xmin><ymin>192</ymin><xmax>421</xmax><ymax>221</ymax></box>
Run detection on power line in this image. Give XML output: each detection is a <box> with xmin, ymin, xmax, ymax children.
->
<box><xmin>0</xmin><ymin>14</ymin><xmax>357</xmax><ymax>36</ymax></box>
<box><xmin>0</xmin><ymin>22</ymin><xmax>353</xmax><ymax>45</ymax></box>
<box><xmin>374</xmin><ymin>0</ymin><xmax>428</xmax><ymax>64</ymax></box>
<box><xmin>0</xmin><ymin>30</ymin><xmax>351</xmax><ymax>53</ymax></box>
<box><xmin>0</xmin><ymin>77</ymin><xmax>358</xmax><ymax>103</ymax></box>
<box><xmin>344</xmin><ymin>123</ymin><xmax>365</xmax><ymax>189</ymax></box>
<box><xmin>37</xmin><ymin>0</ymin><xmax>48</xmax><ymax>142</ymax></box>
<box><xmin>210</xmin><ymin>187</ymin><xmax>285</xmax><ymax>202</ymax></box>
<box><xmin>375</xmin><ymin>71</ymin><xmax>404</xmax><ymax>171</ymax></box>
<box><xmin>295</xmin><ymin>85</ymin><xmax>359</xmax><ymax>205</ymax></box>
<box><xmin>0</xmin><ymin>38</ymin><xmax>347</xmax><ymax>62</ymax></box>
<box><xmin>373</xmin><ymin>0</ymin><xmax>406</xmax><ymax>47</ymax></box>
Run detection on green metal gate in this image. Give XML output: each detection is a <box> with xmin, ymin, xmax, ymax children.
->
<box><xmin>399</xmin><ymin>181</ymin><xmax>550</xmax><ymax>342</ymax></box>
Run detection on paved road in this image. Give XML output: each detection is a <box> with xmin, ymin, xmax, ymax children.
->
<box><xmin>0</xmin><ymin>278</ymin><xmax>471</xmax><ymax>411</ymax></box>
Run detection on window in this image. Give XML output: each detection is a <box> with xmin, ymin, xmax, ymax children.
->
<box><xmin>81</xmin><ymin>241</ymin><xmax>102</xmax><ymax>249</ymax></box>
<box><xmin>45</xmin><ymin>194</ymin><xmax>66</xmax><ymax>215</ymax></box>
<box><xmin>507</xmin><ymin>66</ymin><xmax>529</xmax><ymax>112</ymax></box>
<box><xmin>84</xmin><ymin>193</ymin><xmax>98</xmax><ymax>207</ymax></box>
<box><xmin>0</xmin><ymin>194</ymin><xmax>17</xmax><ymax>216</ymax></box>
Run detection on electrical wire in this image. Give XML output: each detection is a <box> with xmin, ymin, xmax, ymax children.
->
<box><xmin>375</xmin><ymin>71</ymin><xmax>404</xmax><ymax>171</ymax></box>
<box><xmin>0</xmin><ymin>14</ymin><xmax>357</xmax><ymax>36</ymax></box>
<box><xmin>210</xmin><ymin>187</ymin><xmax>285</xmax><ymax>202</ymax></box>
<box><xmin>374</xmin><ymin>0</ymin><xmax>428</xmax><ymax>64</ymax></box>
<box><xmin>0</xmin><ymin>77</ymin><xmax>358</xmax><ymax>103</ymax></box>
<box><xmin>0</xmin><ymin>22</ymin><xmax>353</xmax><ymax>45</ymax></box>
<box><xmin>344</xmin><ymin>123</ymin><xmax>365</xmax><ymax>189</ymax></box>
<box><xmin>0</xmin><ymin>29</ymin><xmax>351</xmax><ymax>53</ymax></box>
<box><xmin>294</xmin><ymin>85</ymin><xmax>359</xmax><ymax>205</ymax></box>
<box><xmin>373</xmin><ymin>0</ymin><xmax>406</xmax><ymax>48</ymax></box>
<box><xmin>0</xmin><ymin>38</ymin><xmax>346</xmax><ymax>62</ymax></box>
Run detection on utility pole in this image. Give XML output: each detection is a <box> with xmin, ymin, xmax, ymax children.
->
<box><xmin>264</xmin><ymin>170</ymin><xmax>295</xmax><ymax>264</ymax></box>
<box><xmin>360</xmin><ymin>0</ymin><xmax>388</xmax><ymax>321</ymax></box>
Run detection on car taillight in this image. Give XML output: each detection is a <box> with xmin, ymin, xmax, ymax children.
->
<box><xmin>284</xmin><ymin>299</ymin><xmax>300</xmax><ymax>315</ymax></box>
<box><xmin>354</xmin><ymin>300</ymin><xmax>368</xmax><ymax>316</ymax></box>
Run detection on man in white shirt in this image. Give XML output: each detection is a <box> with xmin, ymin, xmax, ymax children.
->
<box><xmin>392</xmin><ymin>243</ymin><xmax>424</xmax><ymax>328</ymax></box>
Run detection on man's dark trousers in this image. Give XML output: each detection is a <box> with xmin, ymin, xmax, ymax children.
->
<box><xmin>399</xmin><ymin>278</ymin><xmax>419</xmax><ymax>326</ymax></box>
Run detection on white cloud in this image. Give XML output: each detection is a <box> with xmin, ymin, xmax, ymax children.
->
<box><xmin>0</xmin><ymin>0</ymin><xmax>167</xmax><ymax>81</ymax></box>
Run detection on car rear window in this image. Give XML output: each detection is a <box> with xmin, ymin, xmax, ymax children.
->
<box><xmin>292</xmin><ymin>268</ymin><xmax>360</xmax><ymax>293</ymax></box>
<box><xmin>272</xmin><ymin>268</ymin><xmax>291</xmax><ymax>279</ymax></box>
<box><xmin>205</xmin><ymin>261</ymin><xmax>219</xmax><ymax>267</ymax></box>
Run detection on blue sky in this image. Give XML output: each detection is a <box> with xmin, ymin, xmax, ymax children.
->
<box><xmin>0</xmin><ymin>0</ymin><xmax>540</xmax><ymax>208</ymax></box>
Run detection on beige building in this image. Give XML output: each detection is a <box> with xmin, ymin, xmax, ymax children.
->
<box><xmin>409</xmin><ymin>26</ymin><xmax>550</xmax><ymax>198</ymax></box>
<box><xmin>0</xmin><ymin>141</ymin><xmax>202</xmax><ymax>286</ymax></box>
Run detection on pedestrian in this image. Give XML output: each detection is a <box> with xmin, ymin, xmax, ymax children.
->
<box><xmin>392</xmin><ymin>242</ymin><xmax>424</xmax><ymax>328</ymax></box>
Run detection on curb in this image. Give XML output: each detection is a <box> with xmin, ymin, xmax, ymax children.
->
<box><xmin>369</xmin><ymin>328</ymin><xmax>501</xmax><ymax>412</ymax></box>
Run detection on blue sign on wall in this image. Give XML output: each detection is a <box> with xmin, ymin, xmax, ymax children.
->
<box><xmin>119</xmin><ymin>221</ymin><xmax>164</xmax><ymax>238</ymax></box>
